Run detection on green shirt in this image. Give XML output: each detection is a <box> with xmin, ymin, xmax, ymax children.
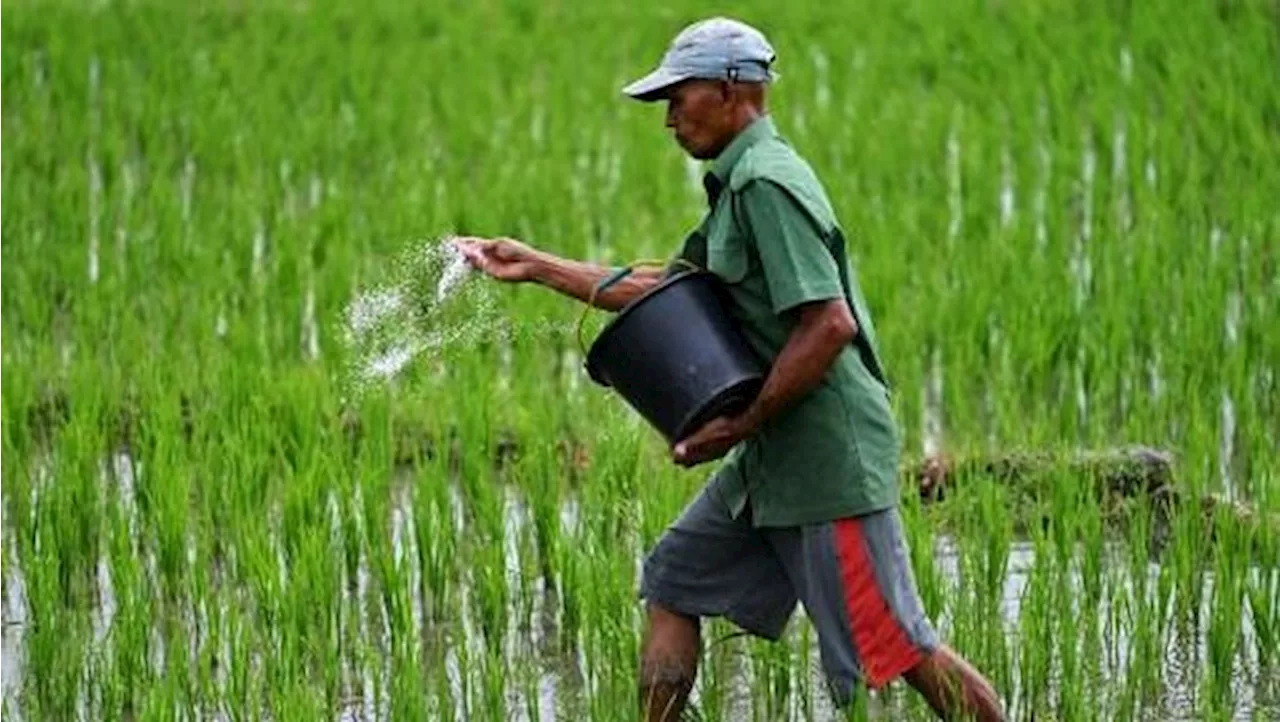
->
<box><xmin>671</xmin><ymin>115</ymin><xmax>900</xmax><ymax>527</ymax></box>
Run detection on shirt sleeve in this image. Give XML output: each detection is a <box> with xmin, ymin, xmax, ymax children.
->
<box><xmin>739</xmin><ymin>179</ymin><xmax>846</xmax><ymax>315</ymax></box>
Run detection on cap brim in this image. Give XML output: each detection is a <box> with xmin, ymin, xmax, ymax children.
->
<box><xmin>621</xmin><ymin>66</ymin><xmax>692</xmax><ymax>102</ymax></box>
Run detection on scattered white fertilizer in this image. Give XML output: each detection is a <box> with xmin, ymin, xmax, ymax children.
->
<box><xmin>338</xmin><ymin>236</ymin><xmax>582</xmax><ymax>395</ymax></box>
<box><xmin>345</xmin><ymin>289</ymin><xmax>407</xmax><ymax>337</ymax></box>
<box><xmin>434</xmin><ymin>241</ymin><xmax>473</xmax><ymax>303</ymax></box>
<box><xmin>339</xmin><ymin>236</ymin><xmax>494</xmax><ymax>391</ymax></box>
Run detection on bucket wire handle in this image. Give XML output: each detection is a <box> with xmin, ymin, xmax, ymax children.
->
<box><xmin>575</xmin><ymin>257</ymin><xmax>701</xmax><ymax>357</ymax></box>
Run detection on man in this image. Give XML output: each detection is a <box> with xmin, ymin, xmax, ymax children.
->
<box><xmin>458</xmin><ymin>17</ymin><xmax>1004</xmax><ymax>722</ymax></box>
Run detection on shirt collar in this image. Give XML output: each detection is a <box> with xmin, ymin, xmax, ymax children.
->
<box><xmin>703</xmin><ymin>114</ymin><xmax>779</xmax><ymax>205</ymax></box>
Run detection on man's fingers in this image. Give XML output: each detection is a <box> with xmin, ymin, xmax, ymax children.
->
<box><xmin>455</xmin><ymin>240</ymin><xmax>501</xmax><ymax>271</ymax></box>
<box><xmin>461</xmin><ymin>242</ymin><xmax>516</xmax><ymax>269</ymax></box>
<box><xmin>460</xmin><ymin>250</ymin><xmax>490</xmax><ymax>271</ymax></box>
<box><xmin>678</xmin><ymin>454</ymin><xmax>704</xmax><ymax>468</ymax></box>
<box><xmin>672</xmin><ymin>440</ymin><xmax>709</xmax><ymax>467</ymax></box>
<box><xmin>453</xmin><ymin>239</ymin><xmax>482</xmax><ymax>259</ymax></box>
<box><xmin>671</xmin><ymin>444</ymin><xmax>690</xmax><ymax>465</ymax></box>
<box><xmin>454</xmin><ymin>237</ymin><xmax>495</xmax><ymax>254</ymax></box>
<box><xmin>453</xmin><ymin>238</ymin><xmax>538</xmax><ymax>283</ymax></box>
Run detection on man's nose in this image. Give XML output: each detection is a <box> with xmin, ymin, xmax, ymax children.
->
<box><xmin>665</xmin><ymin>103</ymin><xmax>676</xmax><ymax>128</ymax></box>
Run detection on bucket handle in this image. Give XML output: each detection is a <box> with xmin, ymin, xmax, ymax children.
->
<box><xmin>576</xmin><ymin>258</ymin><xmax>701</xmax><ymax>357</ymax></box>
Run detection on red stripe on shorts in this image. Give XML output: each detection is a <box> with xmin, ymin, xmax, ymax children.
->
<box><xmin>833</xmin><ymin>517</ymin><xmax>923</xmax><ymax>688</ymax></box>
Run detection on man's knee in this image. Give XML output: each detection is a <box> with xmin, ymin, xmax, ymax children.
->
<box><xmin>645</xmin><ymin>602</ymin><xmax>699</xmax><ymax>635</ymax></box>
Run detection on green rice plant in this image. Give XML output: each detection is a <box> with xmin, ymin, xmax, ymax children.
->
<box><xmin>24</xmin><ymin>525</ymin><xmax>90</xmax><ymax>720</ymax></box>
<box><xmin>101</xmin><ymin>492</ymin><xmax>151</xmax><ymax>719</ymax></box>
<box><xmin>429</xmin><ymin>641</ymin><xmax>458</xmax><ymax>721</ymax></box>
<box><xmin>1077</xmin><ymin>477</ymin><xmax>1108</xmax><ymax>713</ymax></box>
<box><xmin>1169</xmin><ymin>493</ymin><xmax>1213</xmax><ymax>651</ymax></box>
<box><xmin>1015</xmin><ymin>498</ymin><xmax>1055</xmax><ymax>720</ymax></box>
<box><xmin>899</xmin><ymin>489</ymin><xmax>945</xmax><ymax>628</ymax></box>
<box><xmin>471</xmin><ymin>530</ymin><xmax>509</xmax><ymax>656</ymax></box>
<box><xmin>1247</xmin><ymin>548</ymin><xmax>1279</xmax><ymax>673</ymax></box>
<box><xmin>270</xmin><ymin>677</ymin><xmax>328</xmax><ymax>722</ymax></box>
<box><xmin>470</xmin><ymin>643</ymin><xmax>507</xmax><ymax>722</ymax></box>
<box><xmin>524</xmin><ymin>436</ymin><xmax>564</xmax><ymax>586</ymax></box>
<box><xmin>577</xmin><ymin>523</ymin><xmax>645</xmax><ymax>720</ymax></box>
<box><xmin>973</xmin><ymin>476</ymin><xmax>1013</xmax><ymax>683</ymax></box>
<box><xmin>555</xmin><ymin>528</ymin><xmax>583</xmax><ymax>658</ymax></box>
<box><xmin>414</xmin><ymin>462</ymin><xmax>457</xmax><ymax>625</ymax></box>
<box><xmin>695</xmin><ymin>619</ymin><xmax>739</xmax><ymax>722</ymax></box>
<box><xmin>388</xmin><ymin>625</ymin><xmax>428</xmax><ymax>720</ymax></box>
<box><xmin>747</xmin><ymin>632</ymin><xmax>793</xmax><ymax>721</ymax></box>
<box><xmin>1205</xmin><ymin>505</ymin><xmax>1248</xmax><ymax>714</ymax></box>
<box><xmin>224</xmin><ymin>599</ymin><xmax>264</xmax><ymax>719</ymax></box>
<box><xmin>282</xmin><ymin>525</ymin><xmax>345</xmax><ymax>709</ymax></box>
<box><xmin>840</xmin><ymin>687</ymin><xmax>873</xmax><ymax>722</ymax></box>
<box><xmin>510</xmin><ymin>493</ymin><xmax>541</xmax><ymax>636</ymax></box>
<box><xmin>1116</xmin><ymin>488</ymin><xmax>1162</xmax><ymax>718</ymax></box>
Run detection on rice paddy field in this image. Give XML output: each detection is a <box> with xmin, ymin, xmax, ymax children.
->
<box><xmin>2</xmin><ymin>1</ymin><xmax>1279</xmax><ymax>720</ymax></box>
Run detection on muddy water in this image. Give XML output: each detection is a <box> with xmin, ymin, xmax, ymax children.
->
<box><xmin>3</xmin><ymin>527</ymin><xmax>28</xmax><ymax>721</ymax></box>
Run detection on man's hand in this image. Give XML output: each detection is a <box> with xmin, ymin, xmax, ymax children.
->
<box><xmin>454</xmin><ymin>236</ymin><xmax>542</xmax><ymax>283</ymax></box>
<box><xmin>671</xmin><ymin>414</ymin><xmax>758</xmax><ymax>467</ymax></box>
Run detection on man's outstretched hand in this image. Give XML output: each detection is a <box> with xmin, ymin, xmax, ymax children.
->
<box><xmin>454</xmin><ymin>236</ymin><xmax>542</xmax><ymax>283</ymax></box>
<box><xmin>671</xmin><ymin>414</ymin><xmax>758</xmax><ymax>467</ymax></box>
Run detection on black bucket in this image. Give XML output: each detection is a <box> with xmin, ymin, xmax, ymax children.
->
<box><xmin>585</xmin><ymin>271</ymin><xmax>766</xmax><ymax>443</ymax></box>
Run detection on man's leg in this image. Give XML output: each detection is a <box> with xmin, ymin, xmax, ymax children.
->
<box><xmin>767</xmin><ymin>507</ymin><xmax>1006</xmax><ymax>720</ymax></box>
<box><xmin>639</xmin><ymin>602</ymin><xmax>700</xmax><ymax>722</ymax></box>
<box><xmin>637</xmin><ymin>485</ymin><xmax>798</xmax><ymax>722</ymax></box>
<box><xmin>902</xmin><ymin>645</ymin><xmax>1004</xmax><ymax>722</ymax></box>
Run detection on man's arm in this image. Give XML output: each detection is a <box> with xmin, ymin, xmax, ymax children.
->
<box><xmin>737</xmin><ymin>298</ymin><xmax>857</xmax><ymax>431</ymax></box>
<box><xmin>457</xmin><ymin>237</ymin><xmax>664</xmax><ymax>311</ymax></box>
<box><xmin>531</xmin><ymin>255</ymin><xmax>665</xmax><ymax>312</ymax></box>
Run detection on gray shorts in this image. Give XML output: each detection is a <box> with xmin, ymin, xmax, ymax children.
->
<box><xmin>639</xmin><ymin>483</ymin><xmax>940</xmax><ymax>706</ymax></box>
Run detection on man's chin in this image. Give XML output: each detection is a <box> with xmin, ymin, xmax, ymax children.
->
<box><xmin>681</xmin><ymin>144</ymin><xmax>714</xmax><ymax>161</ymax></box>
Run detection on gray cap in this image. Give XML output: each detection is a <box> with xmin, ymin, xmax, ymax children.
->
<box><xmin>622</xmin><ymin>17</ymin><xmax>778</xmax><ymax>102</ymax></box>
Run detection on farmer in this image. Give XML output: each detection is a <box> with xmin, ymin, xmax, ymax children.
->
<box><xmin>457</xmin><ymin>16</ymin><xmax>1005</xmax><ymax>722</ymax></box>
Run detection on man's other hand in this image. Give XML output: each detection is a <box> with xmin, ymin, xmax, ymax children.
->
<box><xmin>671</xmin><ymin>414</ymin><xmax>757</xmax><ymax>467</ymax></box>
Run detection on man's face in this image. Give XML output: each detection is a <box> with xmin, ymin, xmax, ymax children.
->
<box><xmin>664</xmin><ymin>80</ymin><xmax>735</xmax><ymax>160</ymax></box>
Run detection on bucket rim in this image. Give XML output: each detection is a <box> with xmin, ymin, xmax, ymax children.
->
<box><xmin>584</xmin><ymin>269</ymin><xmax>716</xmax><ymax>384</ymax></box>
